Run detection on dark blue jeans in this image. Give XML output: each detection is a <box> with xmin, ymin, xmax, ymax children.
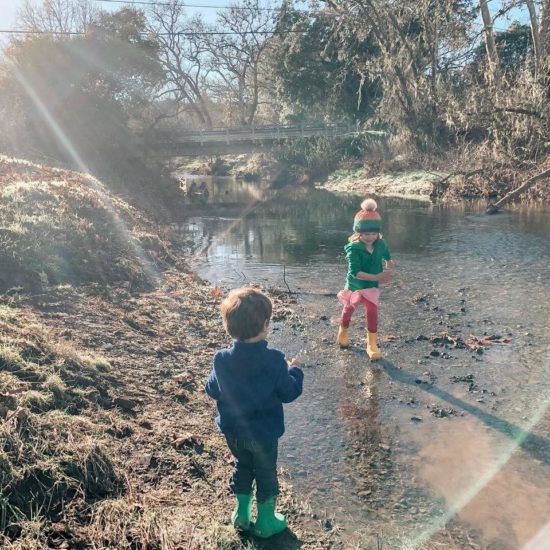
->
<box><xmin>225</xmin><ymin>436</ymin><xmax>279</xmax><ymax>502</ymax></box>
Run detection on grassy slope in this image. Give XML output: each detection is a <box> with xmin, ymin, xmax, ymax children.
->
<box><xmin>0</xmin><ymin>157</ymin><xmax>336</xmax><ymax>549</ymax></box>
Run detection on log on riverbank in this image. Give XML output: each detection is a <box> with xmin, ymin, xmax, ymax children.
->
<box><xmin>486</xmin><ymin>167</ymin><xmax>550</xmax><ymax>214</ymax></box>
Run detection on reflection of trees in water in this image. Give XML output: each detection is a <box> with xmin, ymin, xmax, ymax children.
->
<box><xmin>239</xmin><ymin>189</ymin><xmax>442</xmax><ymax>262</ymax></box>
<box><xmin>180</xmin><ymin>184</ymin><xmax>472</xmax><ymax>264</ymax></box>
<box><xmin>177</xmin><ymin>183</ymin><xmax>550</xmax><ymax>269</ymax></box>
<box><xmin>183</xmin><ymin>177</ymin><xmax>274</xmax><ymax>205</ymax></box>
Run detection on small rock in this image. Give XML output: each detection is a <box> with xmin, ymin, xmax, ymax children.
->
<box><xmin>114</xmin><ymin>397</ymin><xmax>139</xmax><ymax>411</ymax></box>
<box><xmin>173</xmin><ymin>371</ymin><xmax>195</xmax><ymax>385</ymax></box>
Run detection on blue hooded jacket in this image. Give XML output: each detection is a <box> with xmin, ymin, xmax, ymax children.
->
<box><xmin>205</xmin><ymin>340</ymin><xmax>304</xmax><ymax>441</ymax></box>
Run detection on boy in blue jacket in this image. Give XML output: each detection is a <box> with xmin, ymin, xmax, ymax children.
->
<box><xmin>205</xmin><ymin>287</ymin><xmax>304</xmax><ymax>538</ymax></box>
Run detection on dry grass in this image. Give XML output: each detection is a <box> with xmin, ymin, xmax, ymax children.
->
<box><xmin>88</xmin><ymin>497</ymin><xmax>175</xmax><ymax>550</ymax></box>
<box><xmin>0</xmin><ymin>302</ymin><xmax>124</xmax><ymax>545</ymax></box>
<box><xmin>0</xmin><ymin>157</ymin><xmax>341</xmax><ymax>548</ymax></box>
<box><xmin>0</xmin><ymin>156</ymin><xmax>176</xmax><ymax>292</ymax></box>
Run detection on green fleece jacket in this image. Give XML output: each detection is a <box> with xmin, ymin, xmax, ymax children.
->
<box><xmin>344</xmin><ymin>239</ymin><xmax>391</xmax><ymax>291</ymax></box>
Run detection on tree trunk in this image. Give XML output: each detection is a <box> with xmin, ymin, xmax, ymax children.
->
<box><xmin>486</xmin><ymin>168</ymin><xmax>550</xmax><ymax>213</ymax></box>
<box><xmin>526</xmin><ymin>0</ymin><xmax>541</xmax><ymax>73</ymax></box>
<box><xmin>540</xmin><ymin>0</ymin><xmax>550</xmax><ymax>59</ymax></box>
<box><xmin>479</xmin><ymin>0</ymin><xmax>500</xmax><ymax>84</ymax></box>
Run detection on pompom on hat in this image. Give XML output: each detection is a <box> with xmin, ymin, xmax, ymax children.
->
<box><xmin>353</xmin><ymin>198</ymin><xmax>382</xmax><ymax>233</ymax></box>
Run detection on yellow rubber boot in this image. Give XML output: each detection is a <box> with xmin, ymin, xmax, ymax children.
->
<box><xmin>336</xmin><ymin>326</ymin><xmax>350</xmax><ymax>348</ymax></box>
<box><xmin>366</xmin><ymin>331</ymin><xmax>382</xmax><ymax>360</ymax></box>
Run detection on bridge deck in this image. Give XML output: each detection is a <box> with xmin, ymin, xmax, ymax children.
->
<box><xmin>145</xmin><ymin>124</ymin><xmax>385</xmax><ymax>155</ymax></box>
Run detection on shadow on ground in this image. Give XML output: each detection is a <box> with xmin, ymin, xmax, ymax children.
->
<box><xmin>238</xmin><ymin>527</ymin><xmax>302</xmax><ymax>549</ymax></box>
<box><xmin>380</xmin><ymin>359</ymin><xmax>550</xmax><ymax>466</ymax></box>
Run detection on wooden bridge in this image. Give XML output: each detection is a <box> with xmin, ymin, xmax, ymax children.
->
<box><xmin>145</xmin><ymin>123</ymin><xmax>384</xmax><ymax>156</ymax></box>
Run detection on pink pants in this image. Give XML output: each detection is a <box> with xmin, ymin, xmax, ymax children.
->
<box><xmin>338</xmin><ymin>288</ymin><xmax>380</xmax><ymax>333</ymax></box>
<box><xmin>340</xmin><ymin>300</ymin><xmax>378</xmax><ymax>332</ymax></box>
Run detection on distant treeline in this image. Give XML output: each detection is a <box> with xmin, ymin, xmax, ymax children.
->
<box><xmin>0</xmin><ymin>0</ymin><xmax>548</xmax><ymax>178</ymax></box>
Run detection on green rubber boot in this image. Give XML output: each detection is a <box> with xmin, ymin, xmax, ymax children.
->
<box><xmin>253</xmin><ymin>496</ymin><xmax>287</xmax><ymax>538</ymax></box>
<box><xmin>231</xmin><ymin>493</ymin><xmax>253</xmax><ymax>531</ymax></box>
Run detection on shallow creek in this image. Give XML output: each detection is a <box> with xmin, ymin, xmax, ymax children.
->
<box><xmin>171</xmin><ymin>176</ymin><xmax>550</xmax><ymax>548</ymax></box>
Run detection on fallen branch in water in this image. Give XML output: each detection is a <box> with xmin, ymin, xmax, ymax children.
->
<box><xmin>486</xmin><ymin>167</ymin><xmax>550</xmax><ymax>214</ymax></box>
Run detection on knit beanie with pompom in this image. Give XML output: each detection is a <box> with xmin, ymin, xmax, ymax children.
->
<box><xmin>353</xmin><ymin>198</ymin><xmax>382</xmax><ymax>233</ymax></box>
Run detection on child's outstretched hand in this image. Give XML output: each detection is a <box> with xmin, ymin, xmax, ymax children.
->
<box><xmin>287</xmin><ymin>357</ymin><xmax>302</xmax><ymax>368</ymax></box>
<box><xmin>378</xmin><ymin>270</ymin><xmax>393</xmax><ymax>284</ymax></box>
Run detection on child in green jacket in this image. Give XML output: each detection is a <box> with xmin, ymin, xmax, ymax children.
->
<box><xmin>336</xmin><ymin>198</ymin><xmax>395</xmax><ymax>359</ymax></box>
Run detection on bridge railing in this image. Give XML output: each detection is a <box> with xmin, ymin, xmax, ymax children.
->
<box><xmin>147</xmin><ymin>122</ymin><xmax>356</xmax><ymax>145</ymax></box>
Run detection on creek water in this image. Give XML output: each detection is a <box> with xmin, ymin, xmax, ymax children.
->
<box><xmin>171</xmin><ymin>176</ymin><xmax>550</xmax><ymax>548</ymax></box>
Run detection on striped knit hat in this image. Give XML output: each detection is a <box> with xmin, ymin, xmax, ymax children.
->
<box><xmin>353</xmin><ymin>198</ymin><xmax>382</xmax><ymax>233</ymax></box>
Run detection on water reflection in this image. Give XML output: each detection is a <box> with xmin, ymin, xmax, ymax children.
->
<box><xmin>179</xmin><ymin>175</ymin><xmax>274</xmax><ymax>206</ymax></box>
<box><xmin>171</xmin><ymin>184</ymin><xmax>550</xmax><ymax>274</ymax></box>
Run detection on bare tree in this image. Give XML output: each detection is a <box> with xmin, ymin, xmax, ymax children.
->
<box><xmin>525</xmin><ymin>0</ymin><xmax>541</xmax><ymax>73</ymax></box>
<box><xmin>479</xmin><ymin>0</ymin><xmax>500</xmax><ymax>84</ymax></box>
<box><xmin>205</xmin><ymin>0</ymin><xmax>275</xmax><ymax>126</ymax></box>
<box><xmin>19</xmin><ymin>0</ymin><xmax>98</xmax><ymax>33</ymax></box>
<box><xmin>148</xmin><ymin>1</ymin><xmax>213</xmax><ymax>128</ymax></box>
